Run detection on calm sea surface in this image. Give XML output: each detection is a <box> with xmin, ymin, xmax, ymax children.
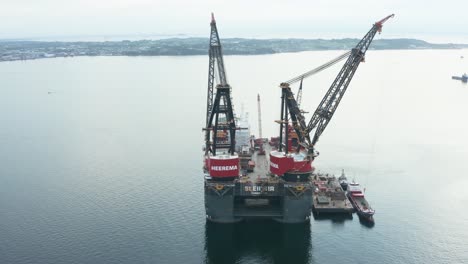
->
<box><xmin>1</xmin><ymin>50</ymin><xmax>468</xmax><ymax>264</ymax></box>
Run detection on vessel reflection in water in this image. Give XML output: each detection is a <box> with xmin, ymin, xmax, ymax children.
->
<box><xmin>205</xmin><ymin>221</ymin><xmax>311</xmax><ymax>264</ymax></box>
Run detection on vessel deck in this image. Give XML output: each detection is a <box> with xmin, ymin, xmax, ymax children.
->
<box><xmin>313</xmin><ymin>198</ymin><xmax>354</xmax><ymax>214</ymax></box>
<box><xmin>239</xmin><ymin>143</ymin><xmax>277</xmax><ymax>184</ymax></box>
<box><xmin>312</xmin><ymin>174</ymin><xmax>354</xmax><ymax>214</ymax></box>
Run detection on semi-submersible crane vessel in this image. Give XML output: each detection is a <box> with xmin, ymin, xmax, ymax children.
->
<box><xmin>203</xmin><ymin>13</ymin><xmax>394</xmax><ymax>223</ymax></box>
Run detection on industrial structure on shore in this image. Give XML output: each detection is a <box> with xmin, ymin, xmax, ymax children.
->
<box><xmin>203</xmin><ymin>13</ymin><xmax>393</xmax><ymax>223</ymax></box>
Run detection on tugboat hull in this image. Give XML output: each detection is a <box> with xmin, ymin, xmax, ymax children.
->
<box><xmin>346</xmin><ymin>182</ymin><xmax>375</xmax><ymax>222</ymax></box>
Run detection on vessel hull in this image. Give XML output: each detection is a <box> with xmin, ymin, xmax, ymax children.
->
<box><xmin>205</xmin><ymin>180</ymin><xmax>312</xmax><ymax>223</ymax></box>
<box><xmin>346</xmin><ymin>193</ymin><xmax>374</xmax><ymax>221</ymax></box>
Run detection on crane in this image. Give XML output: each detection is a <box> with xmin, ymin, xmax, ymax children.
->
<box><xmin>278</xmin><ymin>14</ymin><xmax>394</xmax><ymax>157</ymax></box>
<box><xmin>206</xmin><ymin>12</ymin><xmax>228</xmax><ymax>126</ymax></box>
<box><xmin>276</xmin><ymin>50</ymin><xmax>351</xmax><ymax>152</ymax></box>
<box><xmin>204</xmin><ymin>13</ymin><xmax>236</xmax><ymax>156</ymax></box>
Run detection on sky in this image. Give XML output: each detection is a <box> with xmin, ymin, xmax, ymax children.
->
<box><xmin>1</xmin><ymin>0</ymin><xmax>467</xmax><ymax>42</ymax></box>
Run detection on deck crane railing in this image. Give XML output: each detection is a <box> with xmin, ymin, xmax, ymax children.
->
<box><xmin>278</xmin><ymin>14</ymin><xmax>394</xmax><ymax>155</ymax></box>
<box><xmin>204</xmin><ymin>13</ymin><xmax>237</xmax><ymax>156</ymax></box>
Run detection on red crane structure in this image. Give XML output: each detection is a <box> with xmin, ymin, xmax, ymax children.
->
<box><xmin>271</xmin><ymin>14</ymin><xmax>394</xmax><ymax>181</ymax></box>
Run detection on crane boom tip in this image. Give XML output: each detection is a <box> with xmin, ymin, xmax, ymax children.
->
<box><xmin>375</xmin><ymin>14</ymin><xmax>395</xmax><ymax>33</ymax></box>
<box><xmin>376</xmin><ymin>14</ymin><xmax>395</xmax><ymax>25</ymax></box>
<box><xmin>211</xmin><ymin>12</ymin><xmax>216</xmax><ymax>23</ymax></box>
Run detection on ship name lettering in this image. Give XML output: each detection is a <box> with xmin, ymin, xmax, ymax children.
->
<box><xmin>244</xmin><ymin>186</ymin><xmax>275</xmax><ymax>192</ymax></box>
<box><xmin>211</xmin><ymin>165</ymin><xmax>238</xmax><ymax>171</ymax></box>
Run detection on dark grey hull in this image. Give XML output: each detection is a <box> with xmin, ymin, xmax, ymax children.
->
<box><xmin>205</xmin><ymin>180</ymin><xmax>312</xmax><ymax>224</ymax></box>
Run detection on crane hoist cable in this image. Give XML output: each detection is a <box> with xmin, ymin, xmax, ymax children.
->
<box><xmin>283</xmin><ymin>51</ymin><xmax>351</xmax><ymax>86</ymax></box>
<box><xmin>285</xmin><ymin>51</ymin><xmax>351</xmax><ymax>111</ymax></box>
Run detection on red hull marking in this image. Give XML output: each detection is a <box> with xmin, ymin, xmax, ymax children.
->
<box><xmin>207</xmin><ymin>156</ymin><xmax>240</xmax><ymax>178</ymax></box>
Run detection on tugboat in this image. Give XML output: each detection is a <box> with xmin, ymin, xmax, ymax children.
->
<box><xmin>347</xmin><ymin>181</ymin><xmax>375</xmax><ymax>222</ymax></box>
<box><xmin>338</xmin><ymin>169</ymin><xmax>348</xmax><ymax>191</ymax></box>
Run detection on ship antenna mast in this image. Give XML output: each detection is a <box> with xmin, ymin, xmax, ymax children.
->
<box><xmin>257</xmin><ymin>94</ymin><xmax>263</xmax><ymax>139</ymax></box>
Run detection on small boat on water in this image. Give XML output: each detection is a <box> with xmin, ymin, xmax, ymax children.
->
<box><xmin>452</xmin><ymin>73</ymin><xmax>467</xmax><ymax>83</ymax></box>
<box><xmin>338</xmin><ymin>169</ymin><xmax>348</xmax><ymax>191</ymax></box>
<box><xmin>347</xmin><ymin>181</ymin><xmax>375</xmax><ymax>222</ymax></box>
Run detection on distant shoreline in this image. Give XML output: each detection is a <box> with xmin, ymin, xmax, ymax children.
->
<box><xmin>1</xmin><ymin>38</ymin><xmax>467</xmax><ymax>62</ymax></box>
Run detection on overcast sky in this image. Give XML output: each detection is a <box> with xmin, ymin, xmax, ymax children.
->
<box><xmin>1</xmin><ymin>0</ymin><xmax>467</xmax><ymax>42</ymax></box>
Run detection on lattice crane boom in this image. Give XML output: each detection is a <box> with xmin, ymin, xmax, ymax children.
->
<box><xmin>277</xmin><ymin>14</ymin><xmax>394</xmax><ymax>155</ymax></box>
<box><xmin>206</xmin><ymin>13</ymin><xmax>229</xmax><ymax>126</ymax></box>
<box><xmin>306</xmin><ymin>14</ymin><xmax>394</xmax><ymax>148</ymax></box>
<box><xmin>204</xmin><ymin>13</ymin><xmax>236</xmax><ymax>156</ymax></box>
